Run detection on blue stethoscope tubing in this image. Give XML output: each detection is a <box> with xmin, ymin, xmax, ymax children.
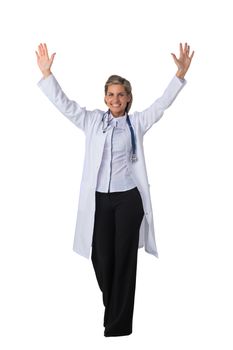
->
<box><xmin>102</xmin><ymin>110</ymin><xmax>137</xmax><ymax>162</ymax></box>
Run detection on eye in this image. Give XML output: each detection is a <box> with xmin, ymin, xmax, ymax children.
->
<box><xmin>107</xmin><ymin>93</ymin><xmax>113</xmax><ymax>97</ymax></box>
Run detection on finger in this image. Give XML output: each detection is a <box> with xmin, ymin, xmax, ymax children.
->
<box><xmin>184</xmin><ymin>42</ymin><xmax>189</xmax><ymax>55</ymax></box>
<box><xmin>39</xmin><ymin>43</ymin><xmax>45</xmax><ymax>56</ymax></box>
<box><xmin>35</xmin><ymin>51</ymin><xmax>39</xmax><ymax>59</ymax></box>
<box><xmin>42</xmin><ymin>43</ymin><xmax>46</xmax><ymax>56</ymax></box>
<box><xmin>38</xmin><ymin>44</ymin><xmax>43</xmax><ymax>56</ymax></box>
<box><xmin>50</xmin><ymin>52</ymin><xmax>56</xmax><ymax>64</ymax></box>
<box><xmin>179</xmin><ymin>42</ymin><xmax>183</xmax><ymax>56</ymax></box>
<box><xmin>171</xmin><ymin>53</ymin><xmax>179</xmax><ymax>64</ymax></box>
<box><xmin>190</xmin><ymin>50</ymin><xmax>195</xmax><ymax>60</ymax></box>
<box><xmin>44</xmin><ymin>43</ymin><xmax>49</xmax><ymax>57</ymax></box>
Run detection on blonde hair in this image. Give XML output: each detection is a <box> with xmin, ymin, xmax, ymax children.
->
<box><xmin>104</xmin><ymin>75</ymin><xmax>133</xmax><ymax>113</ymax></box>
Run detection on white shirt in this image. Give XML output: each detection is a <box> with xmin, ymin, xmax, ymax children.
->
<box><xmin>96</xmin><ymin>113</ymin><xmax>136</xmax><ymax>192</ymax></box>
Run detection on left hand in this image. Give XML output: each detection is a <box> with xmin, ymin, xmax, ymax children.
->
<box><xmin>35</xmin><ymin>43</ymin><xmax>56</xmax><ymax>78</ymax></box>
<box><xmin>171</xmin><ymin>43</ymin><xmax>194</xmax><ymax>79</ymax></box>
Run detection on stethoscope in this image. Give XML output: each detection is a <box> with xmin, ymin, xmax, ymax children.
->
<box><xmin>102</xmin><ymin>109</ymin><xmax>137</xmax><ymax>162</ymax></box>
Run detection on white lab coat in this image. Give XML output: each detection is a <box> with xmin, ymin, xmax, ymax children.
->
<box><xmin>38</xmin><ymin>74</ymin><xmax>186</xmax><ymax>259</ymax></box>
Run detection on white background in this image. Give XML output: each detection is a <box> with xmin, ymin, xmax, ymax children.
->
<box><xmin>0</xmin><ymin>0</ymin><xmax>233</xmax><ymax>349</ymax></box>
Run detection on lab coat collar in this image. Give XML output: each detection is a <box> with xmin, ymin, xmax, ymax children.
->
<box><xmin>109</xmin><ymin>113</ymin><xmax>127</xmax><ymax>129</ymax></box>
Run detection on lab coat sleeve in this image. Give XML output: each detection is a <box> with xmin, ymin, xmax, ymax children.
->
<box><xmin>38</xmin><ymin>74</ymin><xmax>92</xmax><ymax>131</ymax></box>
<box><xmin>134</xmin><ymin>76</ymin><xmax>187</xmax><ymax>134</ymax></box>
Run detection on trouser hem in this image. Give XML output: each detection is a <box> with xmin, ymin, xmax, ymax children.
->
<box><xmin>104</xmin><ymin>329</ymin><xmax>132</xmax><ymax>337</ymax></box>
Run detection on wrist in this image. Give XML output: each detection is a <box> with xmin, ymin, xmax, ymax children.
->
<box><xmin>42</xmin><ymin>69</ymin><xmax>52</xmax><ymax>78</ymax></box>
<box><xmin>176</xmin><ymin>69</ymin><xmax>186</xmax><ymax>80</ymax></box>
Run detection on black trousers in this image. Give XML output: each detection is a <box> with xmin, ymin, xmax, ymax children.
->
<box><xmin>91</xmin><ymin>187</ymin><xmax>144</xmax><ymax>337</ymax></box>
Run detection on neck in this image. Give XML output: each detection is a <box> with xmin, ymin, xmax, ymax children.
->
<box><xmin>109</xmin><ymin>110</ymin><xmax>127</xmax><ymax>118</ymax></box>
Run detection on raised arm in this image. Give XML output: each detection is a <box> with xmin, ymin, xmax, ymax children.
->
<box><xmin>35</xmin><ymin>43</ymin><xmax>56</xmax><ymax>78</ymax></box>
<box><xmin>134</xmin><ymin>43</ymin><xmax>194</xmax><ymax>133</ymax></box>
<box><xmin>36</xmin><ymin>43</ymin><xmax>95</xmax><ymax>131</ymax></box>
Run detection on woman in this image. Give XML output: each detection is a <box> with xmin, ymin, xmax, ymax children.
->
<box><xmin>36</xmin><ymin>42</ymin><xmax>194</xmax><ymax>337</ymax></box>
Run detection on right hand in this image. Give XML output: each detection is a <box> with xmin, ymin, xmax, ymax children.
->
<box><xmin>35</xmin><ymin>43</ymin><xmax>56</xmax><ymax>78</ymax></box>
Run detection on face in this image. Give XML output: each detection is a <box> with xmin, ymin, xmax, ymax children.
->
<box><xmin>105</xmin><ymin>84</ymin><xmax>131</xmax><ymax>117</ymax></box>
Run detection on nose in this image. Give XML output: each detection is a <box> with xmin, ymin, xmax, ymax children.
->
<box><xmin>112</xmin><ymin>94</ymin><xmax>120</xmax><ymax>103</ymax></box>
